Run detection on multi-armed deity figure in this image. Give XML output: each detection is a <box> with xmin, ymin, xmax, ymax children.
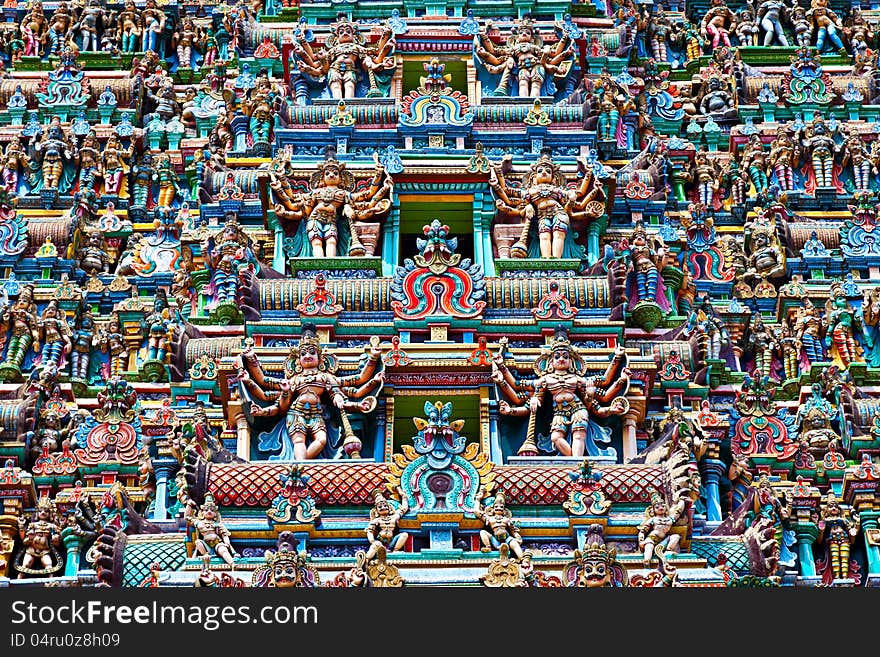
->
<box><xmin>492</xmin><ymin>328</ymin><xmax>630</xmax><ymax>457</ymax></box>
<box><xmin>269</xmin><ymin>151</ymin><xmax>393</xmax><ymax>258</ymax></box>
<box><xmin>291</xmin><ymin>14</ymin><xmax>396</xmax><ymax>99</ymax></box>
<box><xmin>365</xmin><ymin>488</ymin><xmax>409</xmax><ymax>560</ymax></box>
<box><xmin>818</xmin><ymin>491</ymin><xmax>859</xmax><ymax>580</ymax></box>
<box><xmin>638</xmin><ymin>491</ymin><xmax>686</xmax><ymax>566</ymax></box>
<box><xmin>489</xmin><ymin>150</ymin><xmax>605</xmax><ymax>260</ymax></box>
<box><xmin>15</xmin><ymin>497</ymin><xmax>62</xmax><ymax>578</ymax></box>
<box><xmin>240</xmin><ymin>329</ymin><xmax>384</xmax><ymax>460</ymax></box>
<box><xmin>186</xmin><ymin>494</ymin><xmax>237</xmax><ymax>569</ymax></box>
<box><xmin>473</xmin><ymin>17</ymin><xmax>574</xmax><ymax>98</ymax></box>
<box><xmin>701</xmin><ymin>0</ymin><xmax>738</xmax><ymax>48</ymax></box>
<box><xmin>824</xmin><ymin>281</ymin><xmax>863</xmax><ymax>367</ymax></box>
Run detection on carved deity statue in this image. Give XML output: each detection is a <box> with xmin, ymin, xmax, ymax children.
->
<box><xmin>365</xmin><ymin>489</ymin><xmax>409</xmax><ymax>560</ymax></box>
<box><xmin>758</xmin><ymin>0</ymin><xmax>790</xmax><ymax>46</ymax></box>
<box><xmin>638</xmin><ymin>492</ymin><xmax>686</xmax><ymax>566</ymax></box>
<box><xmin>474</xmin><ymin>16</ymin><xmax>574</xmax><ymax>98</ymax></box>
<box><xmin>186</xmin><ymin>494</ymin><xmax>237</xmax><ymax>568</ymax></box>
<box><xmin>824</xmin><ymin>281</ymin><xmax>863</xmax><ymax>367</ymax></box>
<box><xmin>818</xmin><ymin>491</ymin><xmax>859</xmax><ymax>580</ymax></box>
<box><xmin>269</xmin><ymin>151</ymin><xmax>393</xmax><ymax>258</ymax></box>
<box><xmin>489</xmin><ymin>151</ymin><xmax>605</xmax><ymax>260</ymax></box>
<box><xmin>701</xmin><ymin>0</ymin><xmax>738</xmax><ymax>48</ymax></box>
<box><xmin>292</xmin><ymin>15</ymin><xmax>396</xmax><ymax>99</ymax></box>
<box><xmin>798</xmin><ymin>116</ymin><xmax>841</xmax><ymax>190</ymax></box>
<box><xmin>240</xmin><ymin>329</ymin><xmax>384</xmax><ymax>459</ymax></box>
<box><xmin>471</xmin><ymin>491</ymin><xmax>524</xmax><ymax>558</ymax></box>
<box><xmin>493</xmin><ymin>329</ymin><xmax>630</xmax><ymax>458</ymax></box>
<box><xmin>807</xmin><ymin>0</ymin><xmax>846</xmax><ymax>54</ymax></box>
<box><xmin>15</xmin><ymin>497</ymin><xmax>62</xmax><ymax>578</ymax></box>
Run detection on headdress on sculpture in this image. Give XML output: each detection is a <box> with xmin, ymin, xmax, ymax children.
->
<box><xmin>525</xmin><ymin>148</ymin><xmax>566</xmax><ymax>187</ymax></box>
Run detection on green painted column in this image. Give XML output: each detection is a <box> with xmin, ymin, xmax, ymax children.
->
<box><xmin>382</xmin><ymin>200</ymin><xmax>401</xmax><ymax>277</ymax></box>
<box><xmin>60</xmin><ymin>527</ymin><xmax>86</xmax><ymax>577</ymax></box>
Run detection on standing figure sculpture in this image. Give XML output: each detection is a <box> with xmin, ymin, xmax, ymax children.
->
<box><xmin>270</xmin><ymin>152</ymin><xmax>393</xmax><ymax>258</ymax></box>
<box><xmin>240</xmin><ymin>329</ymin><xmax>385</xmax><ymax>460</ymax></box>
<box><xmin>489</xmin><ymin>151</ymin><xmax>605</xmax><ymax>260</ymax></box>
<box><xmin>202</xmin><ymin>219</ymin><xmax>257</xmax><ymax>309</ymax></box>
<box><xmin>46</xmin><ymin>3</ymin><xmax>74</xmax><ymax>57</ymax></box>
<box><xmin>141</xmin><ymin>0</ymin><xmax>166</xmax><ymax>54</ymax></box>
<box><xmin>648</xmin><ymin>9</ymin><xmax>672</xmax><ymax>62</ymax></box>
<box><xmin>746</xmin><ymin>314</ymin><xmax>776</xmax><ymax>379</ymax></box>
<box><xmin>683</xmin><ymin>296</ymin><xmax>730</xmax><ymax>362</ymax></box>
<box><xmin>100</xmin><ymin>135</ymin><xmax>132</xmax><ymax>199</ymax></box>
<box><xmin>20</xmin><ymin>1</ymin><xmax>49</xmax><ymax>57</ymax></box>
<box><xmin>799</xmin><ymin>116</ymin><xmax>841</xmax><ymax>191</ymax></box>
<box><xmin>758</xmin><ymin>0</ymin><xmax>790</xmax><ymax>46</ymax></box>
<box><xmin>740</xmin><ymin>134</ymin><xmax>769</xmax><ymax>197</ymax></box>
<box><xmin>807</xmin><ymin>0</ymin><xmax>846</xmax><ymax>54</ymax></box>
<box><xmin>492</xmin><ymin>328</ymin><xmax>630</xmax><ymax>458</ymax></box>
<box><xmin>2</xmin><ymin>137</ymin><xmax>29</xmax><ymax>196</ymax></box>
<box><xmin>100</xmin><ymin>315</ymin><xmax>129</xmax><ymax>378</ymax></box>
<box><xmin>817</xmin><ymin>491</ymin><xmax>859</xmax><ymax>580</ymax></box>
<box><xmin>794</xmin><ymin>298</ymin><xmax>826</xmax><ymax>365</ymax></box>
<box><xmin>841</xmin><ymin>127</ymin><xmax>873</xmax><ymax>192</ymax></box>
<box><xmin>0</xmin><ymin>284</ymin><xmax>40</xmax><ymax>377</ymax></box>
<box><xmin>142</xmin><ymin>291</ymin><xmax>173</xmax><ymax>364</ymax></box>
<box><xmin>36</xmin><ymin>299</ymin><xmax>72</xmax><ymax>373</ymax></box>
<box><xmin>824</xmin><ymin>281</ymin><xmax>863</xmax><ymax>367</ymax></box>
<box><xmin>365</xmin><ymin>489</ymin><xmax>409</xmax><ymax>560</ymax></box>
<box><xmin>689</xmin><ymin>149</ymin><xmax>721</xmax><ymax>207</ymax></box>
<box><xmin>31</xmin><ymin>119</ymin><xmax>77</xmax><ymax>194</ymax></box>
<box><xmin>474</xmin><ymin>17</ymin><xmax>574</xmax><ymax>98</ymax></box>
<box><xmin>70</xmin><ymin>307</ymin><xmax>96</xmax><ymax>385</ymax></box>
<box><xmin>71</xmin><ymin>0</ymin><xmax>108</xmax><ymax>52</ymax></box>
<box><xmin>291</xmin><ymin>15</ymin><xmax>396</xmax><ymax>99</ymax></box>
<box><xmin>776</xmin><ymin>319</ymin><xmax>802</xmax><ymax>380</ymax></box>
<box><xmin>638</xmin><ymin>492</ymin><xmax>686</xmax><ymax>566</ymax></box>
<box><xmin>701</xmin><ymin>0</ymin><xmax>738</xmax><ymax>49</ymax></box>
<box><xmin>767</xmin><ymin>127</ymin><xmax>797</xmax><ymax>192</ymax></box>
<box><xmin>117</xmin><ymin>0</ymin><xmax>142</xmax><ymax>52</ymax></box>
